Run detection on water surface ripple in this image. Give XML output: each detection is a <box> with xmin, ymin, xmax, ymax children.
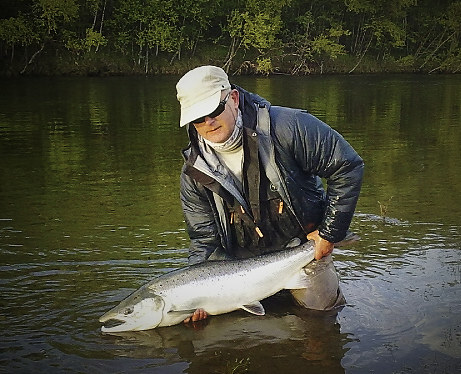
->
<box><xmin>1</xmin><ymin>75</ymin><xmax>460</xmax><ymax>373</ymax></box>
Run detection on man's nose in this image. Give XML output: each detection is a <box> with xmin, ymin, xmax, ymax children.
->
<box><xmin>204</xmin><ymin>116</ymin><xmax>215</xmax><ymax>126</ymax></box>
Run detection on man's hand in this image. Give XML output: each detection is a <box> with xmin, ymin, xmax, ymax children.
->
<box><xmin>307</xmin><ymin>230</ymin><xmax>334</xmax><ymax>260</ymax></box>
<box><xmin>183</xmin><ymin>308</ymin><xmax>208</xmax><ymax>324</ymax></box>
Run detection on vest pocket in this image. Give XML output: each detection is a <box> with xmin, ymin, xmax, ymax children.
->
<box><xmin>227</xmin><ymin>196</ymin><xmax>304</xmax><ymax>256</ymax></box>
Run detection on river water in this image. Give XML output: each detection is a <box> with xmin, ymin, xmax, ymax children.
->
<box><xmin>0</xmin><ymin>74</ymin><xmax>460</xmax><ymax>373</ymax></box>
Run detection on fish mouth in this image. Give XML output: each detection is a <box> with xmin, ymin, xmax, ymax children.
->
<box><xmin>99</xmin><ymin>310</ymin><xmax>121</xmax><ymax>324</ymax></box>
<box><xmin>100</xmin><ymin>318</ymin><xmax>125</xmax><ymax>332</ymax></box>
<box><xmin>99</xmin><ymin>311</ymin><xmax>131</xmax><ymax>333</ymax></box>
<box><xmin>100</xmin><ymin>317</ymin><xmax>138</xmax><ymax>333</ymax></box>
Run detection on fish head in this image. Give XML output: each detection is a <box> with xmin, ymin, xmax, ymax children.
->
<box><xmin>99</xmin><ymin>286</ymin><xmax>165</xmax><ymax>333</ymax></box>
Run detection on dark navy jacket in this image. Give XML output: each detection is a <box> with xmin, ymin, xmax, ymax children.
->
<box><xmin>180</xmin><ymin>86</ymin><xmax>364</xmax><ymax>264</ymax></box>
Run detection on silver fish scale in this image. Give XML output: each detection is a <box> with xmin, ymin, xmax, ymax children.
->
<box><xmin>148</xmin><ymin>242</ymin><xmax>313</xmax><ymax>292</ymax></box>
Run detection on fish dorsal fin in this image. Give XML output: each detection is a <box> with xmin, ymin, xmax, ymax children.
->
<box><xmin>241</xmin><ymin>301</ymin><xmax>265</xmax><ymax>315</ymax></box>
<box><xmin>284</xmin><ymin>269</ymin><xmax>309</xmax><ymax>289</ymax></box>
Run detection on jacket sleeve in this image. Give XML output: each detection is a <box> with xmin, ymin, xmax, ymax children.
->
<box><xmin>274</xmin><ymin>108</ymin><xmax>364</xmax><ymax>243</ymax></box>
<box><xmin>180</xmin><ymin>169</ymin><xmax>223</xmax><ymax>264</ymax></box>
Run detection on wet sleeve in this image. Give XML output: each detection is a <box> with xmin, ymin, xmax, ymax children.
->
<box><xmin>291</xmin><ymin>111</ymin><xmax>364</xmax><ymax>243</ymax></box>
<box><xmin>180</xmin><ymin>170</ymin><xmax>223</xmax><ymax>264</ymax></box>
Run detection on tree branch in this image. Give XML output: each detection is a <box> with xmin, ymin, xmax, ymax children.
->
<box><xmin>20</xmin><ymin>43</ymin><xmax>45</xmax><ymax>74</ymax></box>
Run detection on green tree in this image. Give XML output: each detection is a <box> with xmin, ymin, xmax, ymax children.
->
<box><xmin>344</xmin><ymin>0</ymin><xmax>417</xmax><ymax>72</ymax></box>
<box><xmin>35</xmin><ymin>0</ymin><xmax>79</xmax><ymax>34</ymax></box>
<box><xmin>0</xmin><ymin>16</ymin><xmax>40</xmax><ymax>62</ymax></box>
<box><xmin>282</xmin><ymin>1</ymin><xmax>350</xmax><ymax>74</ymax></box>
<box><xmin>111</xmin><ymin>0</ymin><xmax>214</xmax><ymax>72</ymax></box>
<box><xmin>223</xmin><ymin>0</ymin><xmax>291</xmax><ymax>74</ymax></box>
<box><xmin>1</xmin><ymin>0</ymin><xmax>460</xmax><ymax>75</ymax></box>
<box><xmin>415</xmin><ymin>1</ymin><xmax>461</xmax><ymax>72</ymax></box>
<box><xmin>0</xmin><ymin>0</ymin><xmax>80</xmax><ymax>73</ymax></box>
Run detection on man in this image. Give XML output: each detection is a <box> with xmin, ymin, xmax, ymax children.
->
<box><xmin>176</xmin><ymin>65</ymin><xmax>363</xmax><ymax>323</ymax></box>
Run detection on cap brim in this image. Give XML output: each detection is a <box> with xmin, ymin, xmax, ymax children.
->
<box><xmin>179</xmin><ymin>90</ymin><xmax>222</xmax><ymax>127</ymax></box>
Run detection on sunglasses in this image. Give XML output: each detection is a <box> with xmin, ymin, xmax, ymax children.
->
<box><xmin>191</xmin><ymin>92</ymin><xmax>231</xmax><ymax>124</ymax></box>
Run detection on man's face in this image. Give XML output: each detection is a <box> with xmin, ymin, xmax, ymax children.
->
<box><xmin>193</xmin><ymin>90</ymin><xmax>239</xmax><ymax>143</ymax></box>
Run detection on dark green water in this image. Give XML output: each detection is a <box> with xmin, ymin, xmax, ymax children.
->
<box><xmin>0</xmin><ymin>74</ymin><xmax>460</xmax><ymax>373</ymax></box>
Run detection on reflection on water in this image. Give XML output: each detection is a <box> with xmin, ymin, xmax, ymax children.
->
<box><xmin>0</xmin><ymin>75</ymin><xmax>460</xmax><ymax>373</ymax></box>
<box><xmin>98</xmin><ymin>304</ymin><xmax>348</xmax><ymax>374</ymax></box>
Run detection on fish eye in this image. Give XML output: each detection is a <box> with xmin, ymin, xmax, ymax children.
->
<box><xmin>124</xmin><ymin>307</ymin><xmax>134</xmax><ymax>315</ymax></box>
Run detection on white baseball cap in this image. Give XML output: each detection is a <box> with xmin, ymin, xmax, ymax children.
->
<box><xmin>176</xmin><ymin>65</ymin><xmax>231</xmax><ymax>127</ymax></box>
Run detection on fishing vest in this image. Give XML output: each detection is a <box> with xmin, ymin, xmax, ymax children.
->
<box><xmin>225</xmin><ymin>126</ymin><xmax>306</xmax><ymax>258</ymax></box>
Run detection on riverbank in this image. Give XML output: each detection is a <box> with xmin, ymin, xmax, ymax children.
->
<box><xmin>1</xmin><ymin>47</ymin><xmax>457</xmax><ymax>77</ymax></box>
<box><xmin>2</xmin><ymin>1</ymin><xmax>460</xmax><ymax>78</ymax></box>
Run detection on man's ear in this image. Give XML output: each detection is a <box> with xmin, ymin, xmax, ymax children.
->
<box><xmin>231</xmin><ymin>89</ymin><xmax>239</xmax><ymax>109</ymax></box>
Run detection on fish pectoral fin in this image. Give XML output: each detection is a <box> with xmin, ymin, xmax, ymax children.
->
<box><xmin>241</xmin><ymin>301</ymin><xmax>265</xmax><ymax>315</ymax></box>
<box><xmin>284</xmin><ymin>270</ymin><xmax>309</xmax><ymax>289</ymax></box>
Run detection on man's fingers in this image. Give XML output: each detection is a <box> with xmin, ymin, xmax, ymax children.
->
<box><xmin>193</xmin><ymin>309</ymin><xmax>207</xmax><ymax>321</ymax></box>
<box><xmin>315</xmin><ymin>246</ymin><xmax>333</xmax><ymax>260</ymax></box>
<box><xmin>184</xmin><ymin>308</ymin><xmax>208</xmax><ymax>324</ymax></box>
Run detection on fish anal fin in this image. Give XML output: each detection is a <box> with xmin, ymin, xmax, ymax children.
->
<box><xmin>241</xmin><ymin>301</ymin><xmax>265</xmax><ymax>315</ymax></box>
<box><xmin>284</xmin><ymin>269</ymin><xmax>309</xmax><ymax>289</ymax></box>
